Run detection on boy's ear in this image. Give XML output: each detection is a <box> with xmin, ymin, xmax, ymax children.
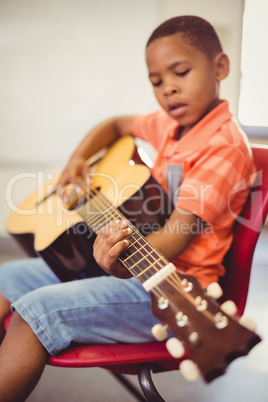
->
<box><xmin>214</xmin><ymin>52</ymin><xmax>229</xmax><ymax>82</ymax></box>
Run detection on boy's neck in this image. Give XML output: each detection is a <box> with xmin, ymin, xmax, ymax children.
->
<box><xmin>176</xmin><ymin>98</ymin><xmax>223</xmax><ymax>140</ymax></box>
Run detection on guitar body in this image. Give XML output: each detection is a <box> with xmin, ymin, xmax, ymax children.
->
<box><xmin>6</xmin><ymin>136</ymin><xmax>171</xmax><ymax>281</ymax></box>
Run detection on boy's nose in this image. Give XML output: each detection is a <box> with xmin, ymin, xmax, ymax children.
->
<box><xmin>164</xmin><ymin>84</ymin><xmax>178</xmax><ymax>96</ymax></box>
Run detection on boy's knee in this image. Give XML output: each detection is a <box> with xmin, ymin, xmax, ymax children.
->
<box><xmin>9</xmin><ymin>311</ymin><xmax>27</xmax><ymax>330</ymax></box>
<box><xmin>7</xmin><ymin>311</ymin><xmax>38</xmax><ymax>342</ymax></box>
<box><xmin>0</xmin><ymin>260</ymin><xmax>21</xmax><ymax>279</ymax></box>
<box><xmin>0</xmin><ymin>293</ymin><xmax>11</xmax><ymax>317</ymax></box>
<box><xmin>0</xmin><ymin>260</ymin><xmax>12</xmax><ymax>273</ymax></box>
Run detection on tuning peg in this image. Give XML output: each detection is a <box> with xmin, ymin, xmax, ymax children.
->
<box><xmin>220</xmin><ymin>300</ymin><xmax>238</xmax><ymax>316</ymax></box>
<box><xmin>179</xmin><ymin>359</ymin><xmax>200</xmax><ymax>382</ymax></box>
<box><xmin>166</xmin><ymin>337</ymin><xmax>185</xmax><ymax>358</ymax></box>
<box><xmin>151</xmin><ymin>324</ymin><xmax>168</xmax><ymax>341</ymax></box>
<box><xmin>238</xmin><ymin>316</ymin><xmax>257</xmax><ymax>332</ymax></box>
<box><xmin>206</xmin><ymin>282</ymin><xmax>223</xmax><ymax>299</ymax></box>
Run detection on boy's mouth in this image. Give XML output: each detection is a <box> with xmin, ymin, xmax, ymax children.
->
<box><xmin>167</xmin><ymin>102</ymin><xmax>188</xmax><ymax>118</ymax></box>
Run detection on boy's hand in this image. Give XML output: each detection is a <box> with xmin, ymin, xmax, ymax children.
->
<box><xmin>58</xmin><ymin>156</ymin><xmax>91</xmax><ymax>188</ymax></box>
<box><xmin>57</xmin><ymin>156</ymin><xmax>91</xmax><ymax>209</ymax></box>
<box><xmin>93</xmin><ymin>220</ymin><xmax>133</xmax><ymax>279</ymax></box>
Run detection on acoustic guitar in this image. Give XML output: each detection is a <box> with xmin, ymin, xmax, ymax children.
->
<box><xmin>6</xmin><ymin>136</ymin><xmax>261</xmax><ymax>382</ymax></box>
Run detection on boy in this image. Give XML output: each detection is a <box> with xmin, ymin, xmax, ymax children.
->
<box><xmin>0</xmin><ymin>16</ymin><xmax>254</xmax><ymax>401</ymax></box>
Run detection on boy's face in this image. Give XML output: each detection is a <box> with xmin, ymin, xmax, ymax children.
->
<box><xmin>146</xmin><ymin>34</ymin><xmax>221</xmax><ymax>134</ymax></box>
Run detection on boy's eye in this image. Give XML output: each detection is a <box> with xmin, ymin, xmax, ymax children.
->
<box><xmin>152</xmin><ymin>80</ymin><xmax>162</xmax><ymax>87</ymax></box>
<box><xmin>176</xmin><ymin>69</ymin><xmax>190</xmax><ymax>77</ymax></box>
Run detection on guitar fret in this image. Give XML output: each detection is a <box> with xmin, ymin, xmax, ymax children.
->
<box><xmin>123</xmin><ymin>236</ymin><xmax>140</xmax><ymax>250</ymax></box>
<box><xmin>123</xmin><ymin>247</ymin><xmax>164</xmax><ymax>270</ymax></box>
<box><xmin>80</xmin><ymin>208</ymin><xmax>121</xmax><ymax>235</ymax></box>
<box><xmin>91</xmin><ymin>221</ymin><xmax>108</xmax><ymax>234</ymax></box>
<box><xmin>120</xmin><ymin>238</ymin><xmax>167</xmax><ymax>283</ymax></box>
<box><xmin>123</xmin><ymin>261</ymin><xmax>161</xmax><ymax>280</ymax></box>
<box><xmin>122</xmin><ymin>243</ymin><xmax>151</xmax><ymax>263</ymax></box>
<box><xmin>87</xmin><ymin>217</ymin><xmax>108</xmax><ymax>233</ymax></box>
<box><xmin>124</xmin><ymin>249</ymin><xmax>156</xmax><ymax>268</ymax></box>
<box><xmin>85</xmin><ymin>208</ymin><xmax>115</xmax><ymax>224</ymax></box>
<box><xmin>136</xmin><ymin>259</ymin><xmax>163</xmax><ymax>278</ymax></box>
<box><xmin>77</xmin><ymin>188</ymin><xmax>169</xmax><ymax>283</ymax></box>
<box><xmin>122</xmin><ymin>237</ymin><xmax>159</xmax><ymax>261</ymax></box>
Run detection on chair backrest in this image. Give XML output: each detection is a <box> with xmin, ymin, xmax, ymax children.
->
<box><xmin>221</xmin><ymin>145</ymin><xmax>268</xmax><ymax>315</ymax></box>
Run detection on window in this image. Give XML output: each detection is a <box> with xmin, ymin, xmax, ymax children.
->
<box><xmin>238</xmin><ymin>0</ymin><xmax>268</xmax><ymax>136</ymax></box>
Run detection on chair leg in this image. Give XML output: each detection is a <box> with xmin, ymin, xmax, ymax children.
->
<box><xmin>110</xmin><ymin>363</ymin><xmax>166</xmax><ymax>402</ymax></box>
<box><xmin>137</xmin><ymin>364</ymin><xmax>166</xmax><ymax>402</ymax></box>
<box><xmin>110</xmin><ymin>371</ymin><xmax>147</xmax><ymax>402</ymax></box>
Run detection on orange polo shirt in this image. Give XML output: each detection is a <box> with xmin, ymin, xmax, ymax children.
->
<box><xmin>132</xmin><ymin>101</ymin><xmax>255</xmax><ymax>287</ymax></box>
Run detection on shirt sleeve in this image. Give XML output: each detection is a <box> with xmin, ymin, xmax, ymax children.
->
<box><xmin>177</xmin><ymin>144</ymin><xmax>254</xmax><ymax>224</ymax></box>
<box><xmin>131</xmin><ymin>110</ymin><xmax>169</xmax><ymax>150</ymax></box>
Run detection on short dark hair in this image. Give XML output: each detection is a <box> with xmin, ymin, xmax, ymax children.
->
<box><xmin>146</xmin><ymin>15</ymin><xmax>223</xmax><ymax>59</ymax></box>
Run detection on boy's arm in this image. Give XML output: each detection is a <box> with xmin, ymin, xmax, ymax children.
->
<box><xmin>93</xmin><ymin>207</ymin><xmax>201</xmax><ymax>279</ymax></box>
<box><xmin>146</xmin><ymin>206</ymin><xmax>200</xmax><ymax>261</ymax></box>
<box><xmin>58</xmin><ymin>115</ymin><xmax>135</xmax><ymax>188</ymax></box>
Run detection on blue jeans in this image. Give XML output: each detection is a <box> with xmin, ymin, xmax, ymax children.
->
<box><xmin>0</xmin><ymin>258</ymin><xmax>162</xmax><ymax>355</ymax></box>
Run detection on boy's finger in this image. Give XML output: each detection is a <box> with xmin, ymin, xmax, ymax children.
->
<box><xmin>108</xmin><ymin>238</ymin><xmax>130</xmax><ymax>258</ymax></box>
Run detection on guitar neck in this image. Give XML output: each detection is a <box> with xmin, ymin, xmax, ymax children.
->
<box><xmin>78</xmin><ymin>188</ymin><xmax>169</xmax><ymax>284</ymax></box>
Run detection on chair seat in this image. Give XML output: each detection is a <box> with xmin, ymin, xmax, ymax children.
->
<box><xmin>3</xmin><ymin>313</ymin><xmax>184</xmax><ymax>375</ymax></box>
<box><xmin>48</xmin><ymin>342</ymin><xmax>184</xmax><ymax>374</ymax></box>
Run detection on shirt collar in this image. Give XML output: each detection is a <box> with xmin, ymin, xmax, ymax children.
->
<box><xmin>168</xmin><ymin>100</ymin><xmax>232</xmax><ymax>147</ymax></box>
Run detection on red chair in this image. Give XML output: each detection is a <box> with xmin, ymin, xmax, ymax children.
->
<box><xmin>4</xmin><ymin>144</ymin><xmax>268</xmax><ymax>402</ymax></box>
<box><xmin>220</xmin><ymin>144</ymin><xmax>268</xmax><ymax>314</ymax></box>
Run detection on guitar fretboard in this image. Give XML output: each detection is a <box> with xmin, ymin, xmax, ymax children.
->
<box><xmin>78</xmin><ymin>188</ymin><xmax>168</xmax><ymax>284</ymax></box>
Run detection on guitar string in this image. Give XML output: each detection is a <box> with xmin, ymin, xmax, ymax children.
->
<box><xmin>78</xmin><ymin>186</ymin><xmax>246</xmax><ymax>372</ymax></box>
<box><xmin>88</xmin><ymin>189</ymin><xmax>219</xmax><ymax>323</ymax></box>
<box><xmin>79</xmin><ymin>188</ymin><xmax>186</xmax><ymax>293</ymax></box>
<box><xmin>80</xmin><ymin>188</ymin><xmax>202</xmax><ymax>312</ymax></box>
<box><xmin>80</xmin><ymin>189</ymin><xmax>175</xmax><ymax>292</ymax></box>
<box><xmin>81</xmin><ymin>187</ymin><xmax>170</xmax><ymax>279</ymax></box>
<box><xmin>77</xmin><ymin>187</ymin><xmax>217</xmax><ymax>324</ymax></box>
<box><xmin>80</xmin><ymin>188</ymin><xmax>184</xmax><ymax>293</ymax></box>
<box><xmin>79</xmin><ymin>189</ymin><xmax>185</xmax><ymax>309</ymax></box>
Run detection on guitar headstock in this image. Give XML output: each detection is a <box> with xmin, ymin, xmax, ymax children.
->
<box><xmin>150</xmin><ymin>269</ymin><xmax>261</xmax><ymax>382</ymax></box>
